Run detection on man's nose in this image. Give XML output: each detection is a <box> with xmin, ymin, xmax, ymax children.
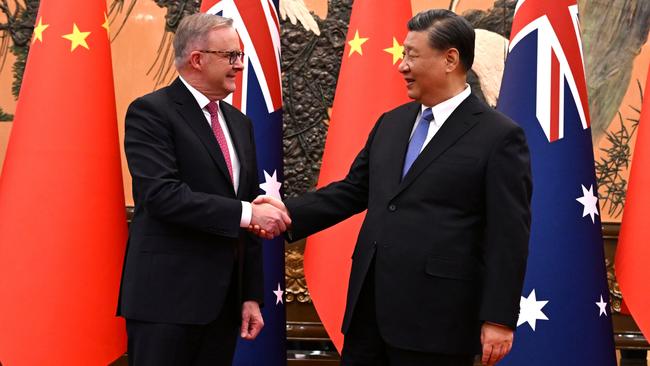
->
<box><xmin>398</xmin><ymin>59</ymin><xmax>409</xmax><ymax>73</ymax></box>
<box><xmin>232</xmin><ymin>57</ymin><xmax>244</xmax><ymax>70</ymax></box>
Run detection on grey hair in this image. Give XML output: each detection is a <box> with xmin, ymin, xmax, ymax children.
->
<box><xmin>173</xmin><ymin>13</ymin><xmax>234</xmax><ymax>68</ymax></box>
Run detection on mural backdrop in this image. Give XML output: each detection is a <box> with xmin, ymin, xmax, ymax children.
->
<box><xmin>1</xmin><ymin>0</ymin><xmax>648</xmax><ymax>222</ymax></box>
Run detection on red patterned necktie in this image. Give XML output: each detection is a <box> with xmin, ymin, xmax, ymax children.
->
<box><xmin>206</xmin><ymin>101</ymin><xmax>234</xmax><ymax>183</ymax></box>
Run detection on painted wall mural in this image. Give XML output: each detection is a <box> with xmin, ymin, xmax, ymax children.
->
<box><xmin>1</xmin><ymin>0</ymin><xmax>648</xmax><ymax>221</ymax></box>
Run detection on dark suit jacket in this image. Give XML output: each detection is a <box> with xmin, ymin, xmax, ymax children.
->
<box><xmin>285</xmin><ymin>94</ymin><xmax>532</xmax><ymax>354</ymax></box>
<box><xmin>118</xmin><ymin>78</ymin><xmax>263</xmax><ymax>325</ymax></box>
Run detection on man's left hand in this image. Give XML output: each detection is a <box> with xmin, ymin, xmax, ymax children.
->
<box><xmin>241</xmin><ymin>301</ymin><xmax>264</xmax><ymax>340</ymax></box>
<box><xmin>480</xmin><ymin>322</ymin><xmax>513</xmax><ymax>365</ymax></box>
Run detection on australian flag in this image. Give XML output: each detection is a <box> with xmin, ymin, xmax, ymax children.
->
<box><xmin>496</xmin><ymin>0</ymin><xmax>616</xmax><ymax>364</ymax></box>
<box><xmin>201</xmin><ymin>1</ymin><xmax>285</xmax><ymax>365</ymax></box>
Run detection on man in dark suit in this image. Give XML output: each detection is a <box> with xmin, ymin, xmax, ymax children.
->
<box><xmin>255</xmin><ymin>9</ymin><xmax>531</xmax><ymax>366</ymax></box>
<box><xmin>118</xmin><ymin>13</ymin><xmax>290</xmax><ymax>366</ymax></box>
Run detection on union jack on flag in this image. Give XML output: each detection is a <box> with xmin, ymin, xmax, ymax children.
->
<box><xmin>497</xmin><ymin>0</ymin><xmax>616</xmax><ymax>364</ymax></box>
<box><xmin>509</xmin><ymin>0</ymin><xmax>590</xmax><ymax>142</ymax></box>
<box><xmin>201</xmin><ymin>1</ymin><xmax>286</xmax><ymax>365</ymax></box>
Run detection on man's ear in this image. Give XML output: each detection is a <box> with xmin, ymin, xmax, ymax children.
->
<box><xmin>189</xmin><ymin>52</ymin><xmax>202</xmax><ymax>71</ymax></box>
<box><xmin>445</xmin><ymin>48</ymin><xmax>460</xmax><ymax>72</ymax></box>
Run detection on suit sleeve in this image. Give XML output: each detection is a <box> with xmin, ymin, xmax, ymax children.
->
<box><xmin>125</xmin><ymin>97</ymin><xmax>243</xmax><ymax>238</ymax></box>
<box><xmin>242</xmin><ymin>120</ymin><xmax>264</xmax><ymax>304</ymax></box>
<box><xmin>284</xmin><ymin>114</ymin><xmax>385</xmax><ymax>241</ymax></box>
<box><xmin>479</xmin><ymin>125</ymin><xmax>532</xmax><ymax>328</ymax></box>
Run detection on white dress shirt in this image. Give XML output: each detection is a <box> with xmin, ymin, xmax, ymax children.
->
<box><xmin>179</xmin><ymin>76</ymin><xmax>252</xmax><ymax>227</ymax></box>
<box><xmin>410</xmin><ymin>84</ymin><xmax>472</xmax><ymax>152</ymax></box>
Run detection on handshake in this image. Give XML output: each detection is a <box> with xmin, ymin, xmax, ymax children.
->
<box><xmin>249</xmin><ymin>195</ymin><xmax>291</xmax><ymax>239</ymax></box>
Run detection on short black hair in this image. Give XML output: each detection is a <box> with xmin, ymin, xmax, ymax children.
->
<box><xmin>407</xmin><ymin>9</ymin><xmax>475</xmax><ymax>71</ymax></box>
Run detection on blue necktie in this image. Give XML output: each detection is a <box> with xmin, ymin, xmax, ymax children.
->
<box><xmin>402</xmin><ymin>108</ymin><xmax>434</xmax><ymax>179</ymax></box>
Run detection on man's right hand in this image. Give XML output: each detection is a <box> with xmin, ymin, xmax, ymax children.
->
<box><xmin>250</xmin><ymin>197</ymin><xmax>291</xmax><ymax>239</ymax></box>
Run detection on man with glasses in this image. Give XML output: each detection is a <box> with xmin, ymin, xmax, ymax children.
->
<box><xmin>118</xmin><ymin>13</ymin><xmax>290</xmax><ymax>366</ymax></box>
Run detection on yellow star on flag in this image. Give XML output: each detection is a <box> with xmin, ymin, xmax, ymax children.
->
<box><xmin>32</xmin><ymin>17</ymin><xmax>49</xmax><ymax>44</ymax></box>
<box><xmin>383</xmin><ymin>37</ymin><xmax>404</xmax><ymax>65</ymax></box>
<box><xmin>62</xmin><ymin>23</ymin><xmax>91</xmax><ymax>51</ymax></box>
<box><xmin>102</xmin><ymin>13</ymin><xmax>110</xmax><ymax>34</ymax></box>
<box><xmin>348</xmin><ymin>30</ymin><xmax>369</xmax><ymax>57</ymax></box>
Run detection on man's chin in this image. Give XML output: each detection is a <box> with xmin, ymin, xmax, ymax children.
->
<box><xmin>406</xmin><ymin>90</ymin><xmax>418</xmax><ymax>100</ymax></box>
<box><xmin>224</xmin><ymin>85</ymin><xmax>236</xmax><ymax>95</ymax></box>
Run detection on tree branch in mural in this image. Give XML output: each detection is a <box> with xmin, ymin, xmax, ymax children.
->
<box><xmin>282</xmin><ymin>0</ymin><xmax>351</xmax><ymax>199</ymax></box>
<box><xmin>462</xmin><ymin>0</ymin><xmax>515</xmax><ymax>40</ymax></box>
<box><xmin>580</xmin><ymin>0</ymin><xmax>650</xmax><ymax>142</ymax></box>
<box><xmin>107</xmin><ymin>0</ymin><xmax>139</xmax><ymax>41</ymax></box>
<box><xmin>596</xmin><ymin>80</ymin><xmax>643</xmax><ymax>218</ymax></box>
<box><xmin>108</xmin><ymin>0</ymin><xmax>200</xmax><ymax>89</ymax></box>
<box><xmin>0</xmin><ymin>0</ymin><xmax>38</xmax><ymax>121</ymax></box>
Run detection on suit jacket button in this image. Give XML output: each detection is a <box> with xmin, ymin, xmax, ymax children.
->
<box><xmin>388</xmin><ymin>204</ymin><xmax>397</xmax><ymax>212</ymax></box>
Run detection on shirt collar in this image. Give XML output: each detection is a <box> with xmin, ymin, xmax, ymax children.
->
<box><xmin>179</xmin><ymin>75</ymin><xmax>211</xmax><ymax>111</ymax></box>
<box><xmin>421</xmin><ymin>84</ymin><xmax>472</xmax><ymax>125</ymax></box>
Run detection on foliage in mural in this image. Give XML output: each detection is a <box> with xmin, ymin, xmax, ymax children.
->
<box><xmin>596</xmin><ymin>81</ymin><xmax>643</xmax><ymax>218</ymax></box>
<box><xmin>0</xmin><ymin>0</ymin><xmax>39</xmax><ymax>120</ymax></box>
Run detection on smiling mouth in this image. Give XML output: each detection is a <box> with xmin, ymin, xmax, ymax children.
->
<box><xmin>405</xmin><ymin>78</ymin><xmax>415</xmax><ymax>87</ymax></box>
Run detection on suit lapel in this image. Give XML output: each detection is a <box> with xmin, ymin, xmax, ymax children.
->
<box><xmin>383</xmin><ymin>102</ymin><xmax>421</xmax><ymax>194</ymax></box>
<box><xmin>220</xmin><ymin>101</ymin><xmax>250</xmax><ymax>199</ymax></box>
<box><xmin>394</xmin><ymin>95</ymin><xmax>484</xmax><ymax>197</ymax></box>
<box><xmin>168</xmin><ymin>78</ymin><xmax>236</xmax><ymax>194</ymax></box>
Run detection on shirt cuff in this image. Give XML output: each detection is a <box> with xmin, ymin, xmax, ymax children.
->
<box><xmin>240</xmin><ymin>201</ymin><xmax>252</xmax><ymax>227</ymax></box>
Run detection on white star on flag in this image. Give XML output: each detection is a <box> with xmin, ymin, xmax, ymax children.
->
<box><xmin>576</xmin><ymin>184</ymin><xmax>599</xmax><ymax>223</ymax></box>
<box><xmin>273</xmin><ymin>283</ymin><xmax>284</xmax><ymax>305</ymax></box>
<box><xmin>596</xmin><ymin>295</ymin><xmax>608</xmax><ymax>317</ymax></box>
<box><xmin>517</xmin><ymin>289</ymin><xmax>549</xmax><ymax>331</ymax></box>
<box><xmin>259</xmin><ymin>170</ymin><xmax>282</xmax><ymax>200</ymax></box>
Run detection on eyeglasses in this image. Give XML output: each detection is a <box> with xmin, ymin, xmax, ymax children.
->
<box><xmin>199</xmin><ymin>50</ymin><xmax>245</xmax><ymax>65</ymax></box>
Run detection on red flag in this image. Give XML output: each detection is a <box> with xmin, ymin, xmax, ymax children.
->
<box><xmin>0</xmin><ymin>1</ymin><xmax>127</xmax><ymax>364</ymax></box>
<box><xmin>616</xmin><ymin>65</ymin><xmax>650</xmax><ymax>340</ymax></box>
<box><xmin>303</xmin><ymin>0</ymin><xmax>412</xmax><ymax>352</ymax></box>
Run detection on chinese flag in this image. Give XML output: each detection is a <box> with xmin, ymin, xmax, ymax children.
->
<box><xmin>616</xmin><ymin>65</ymin><xmax>650</xmax><ymax>340</ymax></box>
<box><xmin>303</xmin><ymin>0</ymin><xmax>412</xmax><ymax>352</ymax></box>
<box><xmin>0</xmin><ymin>1</ymin><xmax>127</xmax><ymax>364</ymax></box>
